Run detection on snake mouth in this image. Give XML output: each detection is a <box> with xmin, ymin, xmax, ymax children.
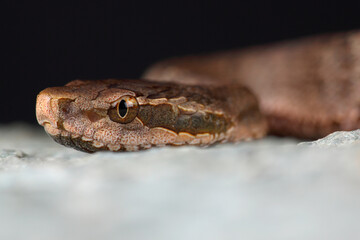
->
<box><xmin>43</xmin><ymin>122</ymin><xmax>151</xmax><ymax>152</ymax></box>
<box><xmin>50</xmin><ymin>133</ymin><xmax>104</xmax><ymax>153</ymax></box>
<box><xmin>43</xmin><ymin>123</ymin><xmax>110</xmax><ymax>153</ymax></box>
<box><xmin>42</xmin><ymin>122</ymin><xmax>106</xmax><ymax>152</ymax></box>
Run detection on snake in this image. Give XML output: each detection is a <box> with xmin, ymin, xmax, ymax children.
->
<box><xmin>36</xmin><ymin>30</ymin><xmax>360</xmax><ymax>152</ymax></box>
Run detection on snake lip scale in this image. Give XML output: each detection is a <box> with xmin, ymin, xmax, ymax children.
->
<box><xmin>36</xmin><ymin>30</ymin><xmax>360</xmax><ymax>152</ymax></box>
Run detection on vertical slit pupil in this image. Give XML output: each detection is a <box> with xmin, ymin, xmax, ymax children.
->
<box><xmin>118</xmin><ymin>100</ymin><xmax>128</xmax><ymax>118</ymax></box>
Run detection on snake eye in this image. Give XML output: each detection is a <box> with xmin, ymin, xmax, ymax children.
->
<box><xmin>116</xmin><ymin>96</ymin><xmax>139</xmax><ymax>123</ymax></box>
<box><xmin>107</xmin><ymin>95</ymin><xmax>139</xmax><ymax>124</ymax></box>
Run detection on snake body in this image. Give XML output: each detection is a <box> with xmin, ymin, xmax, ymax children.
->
<box><xmin>36</xmin><ymin>30</ymin><xmax>360</xmax><ymax>152</ymax></box>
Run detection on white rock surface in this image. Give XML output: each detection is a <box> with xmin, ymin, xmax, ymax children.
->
<box><xmin>1</xmin><ymin>123</ymin><xmax>360</xmax><ymax>240</ymax></box>
<box><xmin>299</xmin><ymin>129</ymin><xmax>360</xmax><ymax>147</ymax></box>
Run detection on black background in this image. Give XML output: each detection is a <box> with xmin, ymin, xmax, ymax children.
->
<box><xmin>2</xmin><ymin>0</ymin><xmax>360</xmax><ymax>124</ymax></box>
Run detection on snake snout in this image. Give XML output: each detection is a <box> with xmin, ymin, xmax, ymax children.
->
<box><xmin>36</xmin><ymin>89</ymin><xmax>59</xmax><ymax>129</ymax></box>
<box><xmin>36</xmin><ymin>87</ymin><xmax>75</xmax><ymax>133</ymax></box>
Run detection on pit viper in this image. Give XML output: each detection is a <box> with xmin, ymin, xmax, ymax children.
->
<box><xmin>36</xmin><ymin>30</ymin><xmax>360</xmax><ymax>152</ymax></box>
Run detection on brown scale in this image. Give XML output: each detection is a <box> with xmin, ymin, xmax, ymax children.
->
<box><xmin>144</xmin><ymin>30</ymin><xmax>360</xmax><ymax>139</ymax></box>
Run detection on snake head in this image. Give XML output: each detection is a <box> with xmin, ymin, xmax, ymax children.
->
<box><xmin>36</xmin><ymin>79</ymin><xmax>267</xmax><ymax>152</ymax></box>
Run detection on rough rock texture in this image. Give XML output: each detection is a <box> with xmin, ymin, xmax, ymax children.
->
<box><xmin>1</xmin><ymin>123</ymin><xmax>360</xmax><ymax>240</ymax></box>
<box><xmin>299</xmin><ymin>129</ymin><xmax>360</xmax><ymax>147</ymax></box>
